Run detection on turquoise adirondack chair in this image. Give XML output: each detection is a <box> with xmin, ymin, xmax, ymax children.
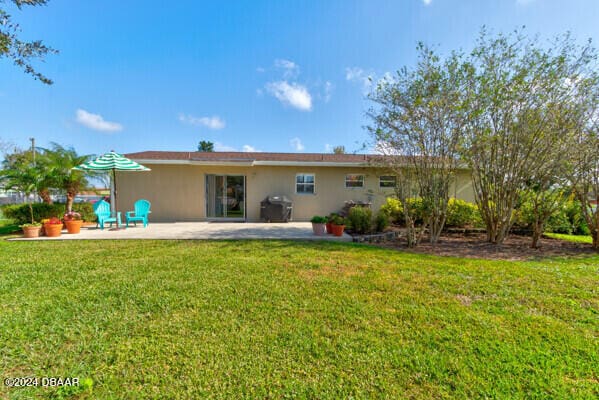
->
<box><xmin>126</xmin><ymin>199</ymin><xmax>151</xmax><ymax>227</ymax></box>
<box><xmin>93</xmin><ymin>199</ymin><xmax>122</xmax><ymax>229</ymax></box>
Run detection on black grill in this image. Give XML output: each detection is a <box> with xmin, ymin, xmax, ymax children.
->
<box><xmin>260</xmin><ymin>196</ymin><xmax>293</xmax><ymax>222</ymax></box>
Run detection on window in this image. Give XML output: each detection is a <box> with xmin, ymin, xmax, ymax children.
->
<box><xmin>379</xmin><ymin>175</ymin><xmax>397</xmax><ymax>188</ymax></box>
<box><xmin>296</xmin><ymin>174</ymin><xmax>315</xmax><ymax>194</ymax></box>
<box><xmin>345</xmin><ymin>174</ymin><xmax>365</xmax><ymax>188</ymax></box>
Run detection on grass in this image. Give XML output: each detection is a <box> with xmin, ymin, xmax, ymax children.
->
<box><xmin>0</xmin><ymin>240</ymin><xmax>597</xmax><ymax>399</ymax></box>
<box><xmin>545</xmin><ymin>232</ymin><xmax>594</xmax><ymax>244</ymax></box>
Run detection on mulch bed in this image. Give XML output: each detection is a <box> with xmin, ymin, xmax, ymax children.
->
<box><xmin>374</xmin><ymin>232</ymin><xmax>598</xmax><ymax>261</ymax></box>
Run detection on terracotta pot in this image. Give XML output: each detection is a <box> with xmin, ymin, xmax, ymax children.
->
<box><xmin>331</xmin><ymin>224</ymin><xmax>345</xmax><ymax>237</ymax></box>
<box><xmin>65</xmin><ymin>220</ymin><xmax>83</xmax><ymax>234</ymax></box>
<box><xmin>44</xmin><ymin>223</ymin><xmax>63</xmax><ymax>237</ymax></box>
<box><xmin>312</xmin><ymin>222</ymin><xmax>326</xmax><ymax>236</ymax></box>
<box><xmin>325</xmin><ymin>222</ymin><xmax>333</xmax><ymax>234</ymax></box>
<box><xmin>22</xmin><ymin>226</ymin><xmax>41</xmax><ymax>238</ymax></box>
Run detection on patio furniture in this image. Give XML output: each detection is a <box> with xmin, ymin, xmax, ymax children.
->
<box><xmin>93</xmin><ymin>199</ymin><xmax>122</xmax><ymax>230</ymax></box>
<box><xmin>73</xmin><ymin>151</ymin><xmax>150</xmax><ymax>230</ymax></box>
<box><xmin>126</xmin><ymin>199</ymin><xmax>151</xmax><ymax>227</ymax></box>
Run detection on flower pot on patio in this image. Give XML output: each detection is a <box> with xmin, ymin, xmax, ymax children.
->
<box><xmin>22</xmin><ymin>224</ymin><xmax>42</xmax><ymax>238</ymax></box>
<box><xmin>65</xmin><ymin>220</ymin><xmax>83</xmax><ymax>234</ymax></box>
<box><xmin>310</xmin><ymin>216</ymin><xmax>327</xmax><ymax>236</ymax></box>
<box><xmin>325</xmin><ymin>222</ymin><xmax>333</xmax><ymax>234</ymax></box>
<box><xmin>331</xmin><ymin>224</ymin><xmax>345</xmax><ymax>237</ymax></box>
<box><xmin>44</xmin><ymin>217</ymin><xmax>63</xmax><ymax>237</ymax></box>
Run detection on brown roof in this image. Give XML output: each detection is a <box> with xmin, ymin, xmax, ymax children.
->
<box><xmin>125</xmin><ymin>151</ymin><xmax>378</xmax><ymax>163</ymax></box>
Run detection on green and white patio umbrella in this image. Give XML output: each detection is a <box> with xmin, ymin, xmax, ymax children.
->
<box><xmin>73</xmin><ymin>151</ymin><xmax>150</xmax><ymax>229</ymax></box>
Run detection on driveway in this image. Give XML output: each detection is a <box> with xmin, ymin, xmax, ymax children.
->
<box><xmin>11</xmin><ymin>222</ymin><xmax>352</xmax><ymax>241</ymax></box>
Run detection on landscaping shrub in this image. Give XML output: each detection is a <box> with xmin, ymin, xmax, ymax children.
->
<box><xmin>1</xmin><ymin>202</ymin><xmax>96</xmax><ymax>224</ymax></box>
<box><xmin>380</xmin><ymin>197</ymin><xmax>426</xmax><ymax>225</ymax></box>
<box><xmin>374</xmin><ymin>211</ymin><xmax>389</xmax><ymax>232</ymax></box>
<box><xmin>512</xmin><ymin>195</ymin><xmax>589</xmax><ymax>235</ymax></box>
<box><xmin>380</xmin><ymin>198</ymin><xmax>402</xmax><ymax>223</ymax></box>
<box><xmin>347</xmin><ymin>206</ymin><xmax>372</xmax><ymax>234</ymax></box>
<box><xmin>562</xmin><ymin>198</ymin><xmax>591</xmax><ymax>235</ymax></box>
<box><xmin>445</xmin><ymin>198</ymin><xmax>482</xmax><ymax>228</ymax></box>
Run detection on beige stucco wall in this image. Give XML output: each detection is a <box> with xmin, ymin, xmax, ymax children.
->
<box><xmin>116</xmin><ymin>165</ymin><xmax>475</xmax><ymax>222</ymax></box>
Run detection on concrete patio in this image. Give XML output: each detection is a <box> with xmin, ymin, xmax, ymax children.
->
<box><xmin>11</xmin><ymin>222</ymin><xmax>352</xmax><ymax>241</ymax></box>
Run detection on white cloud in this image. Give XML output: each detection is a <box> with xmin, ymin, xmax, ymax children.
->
<box><xmin>324</xmin><ymin>143</ymin><xmax>332</xmax><ymax>152</ymax></box>
<box><xmin>179</xmin><ymin>114</ymin><xmax>225</xmax><ymax>130</ymax></box>
<box><xmin>212</xmin><ymin>142</ymin><xmax>260</xmax><ymax>152</ymax></box>
<box><xmin>345</xmin><ymin>67</ymin><xmax>374</xmax><ymax>93</ymax></box>
<box><xmin>265</xmin><ymin>81</ymin><xmax>312</xmax><ymax>111</ymax></box>
<box><xmin>75</xmin><ymin>109</ymin><xmax>123</xmax><ymax>133</ymax></box>
<box><xmin>275</xmin><ymin>58</ymin><xmax>300</xmax><ymax>78</ymax></box>
<box><xmin>290</xmin><ymin>137</ymin><xmax>305</xmax><ymax>151</ymax></box>
<box><xmin>242</xmin><ymin>145</ymin><xmax>259</xmax><ymax>152</ymax></box>
<box><xmin>422</xmin><ymin>0</ymin><xmax>432</xmax><ymax>5</ymax></box>
<box><xmin>214</xmin><ymin>142</ymin><xmax>236</xmax><ymax>151</ymax></box>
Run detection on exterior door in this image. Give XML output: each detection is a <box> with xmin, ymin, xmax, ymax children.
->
<box><xmin>206</xmin><ymin>175</ymin><xmax>245</xmax><ymax>219</ymax></box>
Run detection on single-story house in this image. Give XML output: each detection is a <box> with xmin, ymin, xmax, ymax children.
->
<box><xmin>118</xmin><ymin>151</ymin><xmax>476</xmax><ymax>222</ymax></box>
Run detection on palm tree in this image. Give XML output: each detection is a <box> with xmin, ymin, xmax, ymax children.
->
<box><xmin>44</xmin><ymin>143</ymin><xmax>94</xmax><ymax>212</ymax></box>
<box><xmin>0</xmin><ymin>165</ymin><xmax>41</xmax><ymax>224</ymax></box>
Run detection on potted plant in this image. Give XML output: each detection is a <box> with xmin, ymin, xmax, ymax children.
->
<box><xmin>310</xmin><ymin>215</ymin><xmax>327</xmax><ymax>236</ymax></box>
<box><xmin>44</xmin><ymin>217</ymin><xmax>63</xmax><ymax>237</ymax></box>
<box><xmin>63</xmin><ymin>211</ymin><xmax>83</xmax><ymax>234</ymax></box>
<box><xmin>331</xmin><ymin>215</ymin><xmax>346</xmax><ymax>237</ymax></box>
<box><xmin>21</xmin><ymin>222</ymin><xmax>42</xmax><ymax>238</ymax></box>
<box><xmin>326</xmin><ymin>213</ymin><xmax>337</xmax><ymax>234</ymax></box>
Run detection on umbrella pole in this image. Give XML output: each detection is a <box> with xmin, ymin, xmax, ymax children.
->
<box><xmin>113</xmin><ymin>168</ymin><xmax>120</xmax><ymax>229</ymax></box>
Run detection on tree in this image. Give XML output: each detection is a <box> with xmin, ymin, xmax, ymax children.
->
<box><xmin>43</xmin><ymin>143</ymin><xmax>94</xmax><ymax>212</ymax></box>
<box><xmin>1</xmin><ymin>145</ymin><xmax>54</xmax><ymax>203</ymax></box>
<box><xmin>462</xmin><ymin>29</ymin><xmax>595</xmax><ymax>244</ymax></box>
<box><xmin>198</xmin><ymin>140</ymin><xmax>214</xmax><ymax>152</ymax></box>
<box><xmin>0</xmin><ymin>163</ymin><xmax>40</xmax><ymax>223</ymax></box>
<box><xmin>1</xmin><ymin>0</ymin><xmax>57</xmax><ymax>84</ymax></box>
<box><xmin>332</xmin><ymin>145</ymin><xmax>345</xmax><ymax>154</ymax></box>
<box><xmin>368</xmin><ymin>44</ymin><xmax>468</xmax><ymax>244</ymax></box>
<box><xmin>567</xmin><ymin>90</ymin><xmax>599</xmax><ymax>248</ymax></box>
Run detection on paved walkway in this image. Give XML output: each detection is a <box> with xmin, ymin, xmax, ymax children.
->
<box><xmin>11</xmin><ymin>222</ymin><xmax>352</xmax><ymax>241</ymax></box>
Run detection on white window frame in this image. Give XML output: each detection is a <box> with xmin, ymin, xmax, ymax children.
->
<box><xmin>379</xmin><ymin>175</ymin><xmax>397</xmax><ymax>188</ymax></box>
<box><xmin>295</xmin><ymin>173</ymin><xmax>316</xmax><ymax>195</ymax></box>
<box><xmin>345</xmin><ymin>174</ymin><xmax>365</xmax><ymax>189</ymax></box>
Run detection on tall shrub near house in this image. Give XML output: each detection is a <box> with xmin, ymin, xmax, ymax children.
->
<box><xmin>461</xmin><ymin>29</ymin><xmax>596</xmax><ymax>244</ymax></box>
<box><xmin>368</xmin><ymin>44</ymin><xmax>468</xmax><ymax>245</ymax></box>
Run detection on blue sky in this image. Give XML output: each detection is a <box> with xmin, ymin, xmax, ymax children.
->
<box><xmin>1</xmin><ymin>0</ymin><xmax>599</xmax><ymax>156</ymax></box>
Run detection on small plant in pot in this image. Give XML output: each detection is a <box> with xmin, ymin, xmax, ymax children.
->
<box><xmin>44</xmin><ymin>217</ymin><xmax>63</xmax><ymax>237</ymax></box>
<box><xmin>331</xmin><ymin>215</ymin><xmax>346</xmax><ymax>237</ymax></box>
<box><xmin>63</xmin><ymin>212</ymin><xmax>83</xmax><ymax>234</ymax></box>
<box><xmin>326</xmin><ymin>213</ymin><xmax>338</xmax><ymax>234</ymax></box>
<box><xmin>21</xmin><ymin>222</ymin><xmax>42</xmax><ymax>238</ymax></box>
<box><xmin>310</xmin><ymin>215</ymin><xmax>327</xmax><ymax>236</ymax></box>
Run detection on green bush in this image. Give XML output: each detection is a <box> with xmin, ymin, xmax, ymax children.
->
<box><xmin>380</xmin><ymin>198</ymin><xmax>402</xmax><ymax>223</ymax></box>
<box><xmin>380</xmin><ymin>197</ymin><xmax>427</xmax><ymax>225</ymax></box>
<box><xmin>374</xmin><ymin>211</ymin><xmax>389</xmax><ymax>232</ymax></box>
<box><xmin>562</xmin><ymin>198</ymin><xmax>590</xmax><ymax>235</ymax></box>
<box><xmin>310</xmin><ymin>215</ymin><xmax>327</xmax><ymax>224</ymax></box>
<box><xmin>446</xmin><ymin>198</ymin><xmax>482</xmax><ymax>228</ymax></box>
<box><xmin>347</xmin><ymin>207</ymin><xmax>372</xmax><ymax>234</ymax></box>
<box><xmin>512</xmin><ymin>195</ymin><xmax>590</xmax><ymax>235</ymax></box>
<box><xmin>1</xmin><ymin>202</ymin><xmax>97</xmax><ymax>225</ymax></box>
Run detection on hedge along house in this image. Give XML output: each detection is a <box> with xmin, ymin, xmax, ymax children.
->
<box><xmin>117</xmin><ymin>151</ymin><xmax>476</xmax><ymax>222</ymax></box>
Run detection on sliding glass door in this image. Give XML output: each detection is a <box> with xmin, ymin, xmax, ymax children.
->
<box><xmin>206</xmin><ymin>175</ymin><xmax>245</xmax><ymax>219</ymax></box>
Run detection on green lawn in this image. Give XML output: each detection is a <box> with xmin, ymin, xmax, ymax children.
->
<box><xmin>0</xmin><ymin>240</ymin><xmax>597</xmax><ymax>399</ymax></box>
<box><xmin>545</xmin><ymin>232</ymin><xmax>594</xmax><ymax>244</ymax></box>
